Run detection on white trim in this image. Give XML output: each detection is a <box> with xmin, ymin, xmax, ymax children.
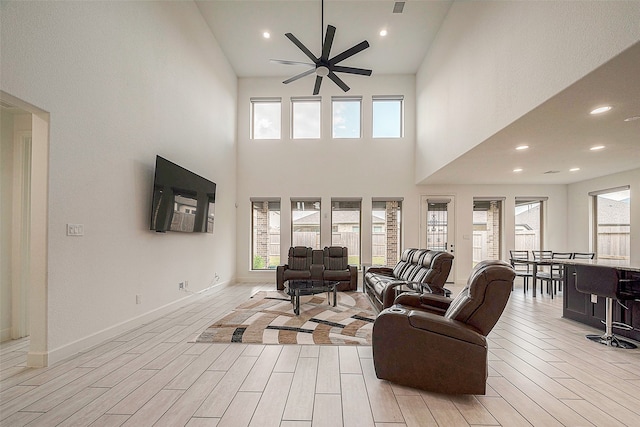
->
<box><xmin>46</xmin><ymin>282</ymin><xmax>230</xmax><ymax>365</ymax></box>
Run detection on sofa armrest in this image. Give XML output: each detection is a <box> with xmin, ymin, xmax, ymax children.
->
<box><xmin>366</xmin><ymin>267</ymin><xmax>394</xmax><ymax>277</ymax></box>
<box><xmin>393</xmin><ymin>292</ymin><xmax>452</xmax><ymax>314</ymax></box>
<box><xmin>381</xmin><ymin>280</ymin><xmax>418</xmax><ymax>309</ymax></box>
<box><xmin>348</xmin><ymin>265</ymin><xmax>358</xmax><ymax>290</ymax></box>
<box><xmin>276</xmin><ymin>264</ymin><xmax>289</xmax><ymax>290</ymax></box>
<box><xmin>406</xmin><ymin>310</ymin><xmax>486</xmax><ymax>347</ymax></box>
<box><xmin>310</xmin><ymin>264</ymin><xmax>324</xmax><ymax>281</ymax></box>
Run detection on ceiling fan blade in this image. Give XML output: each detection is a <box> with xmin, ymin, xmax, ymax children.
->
<box><xmin>329</xmin><ymin>40</ymin><xmax>370</xmax><ymax>65</ymax></box>
<box><xmin>327</xmin><ymin>71</ymin><xmax>350</xmax><ymax>92</ymax></box>
<box><xmin>283</xmin><ymin>68</ymin><xmax>316</xmax><ymax>84</ymax></box>
<box><xmin>313</xmin><ymin>76</ymin><xmax>323</xmax><ymax>95</ymax></box>
<box><xmin>331</xmin><ymin>65</ymin><xmax>372</xmax><ymax>76</ymax></box>
<box><xmin>285</xmin><ymin>33</ymin><xmax>318</xmax><ymax>63</ymax></box>
<box><xmin>321</xmin><ymin>25</ymin><xmax>336</xmax><ymax>61</ymax></box>
<box><xmin>270</xmin><ymin>59</ymin><xmax>315</xmax><ymax>67</ymax></box>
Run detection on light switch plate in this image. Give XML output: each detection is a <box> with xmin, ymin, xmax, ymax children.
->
<box><xmin>67</xmin><ymin>224</ymin><xmax>84</xmax><ymax>236</ymax></box>
<box><xmin>591</xmin><ymin>294</ymin><xmax>598</xmax><ymax>304</ymax></box>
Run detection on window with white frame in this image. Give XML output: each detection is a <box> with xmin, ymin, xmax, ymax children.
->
<box><xmin>331</xmin><ymin>199</ymin><xmax>361</xmax><ymax>267</ymax></box>
<box><xmin>251</xmin><ymin>199</ymin><xmax>281</xmax><ymax>270</ymax></box>
<box><xmin>591</xmin><ymin>187</ymin><xmax>630</xmax><ymax>265</ymax></box>
<box><xmin>372</xmin><ymin>199</ymin><xmax>402</xmax><ymax>267</ymax></box>
<box><xmin>372</xmin><ymin>96</ymin><xmax>403</xmax><ymax>138</ymax></box>
<box><xmin>292</xmin><ymin>97</ymin><xmax>321</xmax><ymax>139</ymax></box>
<box><xmin>332</xmin><ymin>97</ymin><xmax>361</xmax><ymax>138</ymax></box>
<box><xmin>251</xmin><ymin>98</ymin><xmax>281</xmax><ymax>139</ymax></box>
<box><xmin>514</xmin><ymin>198</ymin><xmax>545</xmax><ymax>251</ymax></box>
<box><xmin>292</xmin><ymin>199</ymin><xmax>321</xmax><ymax>249</ymax></box>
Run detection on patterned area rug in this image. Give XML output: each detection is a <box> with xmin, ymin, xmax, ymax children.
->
<box><xmin>194</xmin><ymin>290</ymin><xmax>376</xmax><ymax>345</ymax></box>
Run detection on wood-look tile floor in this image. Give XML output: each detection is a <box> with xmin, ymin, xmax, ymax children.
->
<box><xmin>2</xmin><ymin>281</ymin><xmax>640</xmax><ymax>426</ymax></box>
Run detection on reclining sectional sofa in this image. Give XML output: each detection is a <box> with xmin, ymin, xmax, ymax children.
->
<box><xmin>276</xmin><ymin>246</ymin><xmax>358</xmax><ymax>291</ymax></box>
<box><xmin>364</xmin><ymin>248</ymin><xmax>454</xmax><ymax>311</ymax></box>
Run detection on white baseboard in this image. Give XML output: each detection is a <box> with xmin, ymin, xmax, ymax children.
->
<box><xmin>0</xmin><ymin>327</ymin><xmax>11</xmax><ymax>343</ymax></box>
<box><xmin>45</xmin><ymin>282</ymin><xmax>229</xmax><ymax>366</ymax></box>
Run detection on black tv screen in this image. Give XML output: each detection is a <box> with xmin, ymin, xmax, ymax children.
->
<box><xmin>150</xmin><ymin>156</ymin><xmax>216</xmax><ymax>233</ymax></box>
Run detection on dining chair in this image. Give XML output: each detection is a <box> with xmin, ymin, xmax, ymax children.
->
<box><xmin>509</xmin><ymin>250</ymin><xmax>532</xmax><ymax>293</ymax></box>
<box><xmin>531</xmin><ymin>250</ymin><xmax>553</xmax><ymax>296</ymax></box>
<box><xmin>572</xmin><ymin>252</ymin><xmax>595</xmax><ymax>259</ymax></box>
<box><xmin>537</xmin><ymin>252</ymin><xmax>572</xmax><ymax>296</ymax></box>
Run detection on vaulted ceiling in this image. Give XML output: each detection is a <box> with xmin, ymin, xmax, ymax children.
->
<box><xmin>196</xmin><ymin>1</ymin><xmax>640</xmax><ymax>185</ymax></box>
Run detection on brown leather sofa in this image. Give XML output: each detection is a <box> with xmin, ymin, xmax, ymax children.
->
<box><xmin>371</xmin><ymin>260</ymin><xmax>515</xmax><ymax>394</ymax></box>
<box><xmin>276</xmin><ymin>246</ymin><xmax>357</xmax><ymax>291</ymax></box>
<box><xmin>364</xmin><ymin>248</ymin><xmax>454</xmax><ymax>311</ymax></box>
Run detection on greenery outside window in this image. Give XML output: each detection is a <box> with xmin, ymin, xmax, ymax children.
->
<box><xmin>251</xmin><ymin>199</ymin><xmax>281</xmax><ymax>270</ymax></box>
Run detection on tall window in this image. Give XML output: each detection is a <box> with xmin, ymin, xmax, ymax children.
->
<box><xmin>251</xmin><ymin>199</ymin><xmax>280</xmax><ymax>270</ymax></box>
<box><xmin>592</xmin><ymin>187</ymin><xmax>630</xmax><ymax>265</ymax></box>
<box><xmin>332</xmin><ymin>97</ymin><xmax>361</xmax><ymax>138</ymax></box>
<box><xmin>515</xmin><ymin>198</ymin><xmax>544</xmax><ymax>251</ymax></box>
<box><xmin>372</xmin><ymin>96</ymin><xmax>403</xmax><ymax>138</ymax></box>
<box><xmin>291</xmin><ymin>199</ymin><xmax>321</xmax><ymax>248</ymax></box>
<box><xmin>331</xmin><ymin>200</ymin><xmax>361</xmax><ymax>267</ymax></box>
<box><xmin>473</xmin><ymin>199</ymin><xmax>503</xmax><ymax>266</ymax></box>
<box><xmin>251</xmin><ymin>98</ymin><xmax>281</xmax><ymax>139</ymax></box>
<box><xmin>292</xmin><ymin>97</ymin><xmax>321</xmax><ymax>139</ymax></box>
<box><xmin>372</xmin><ymin>199</ymin><xmax>402</xmax><ymax>267</ymax></box>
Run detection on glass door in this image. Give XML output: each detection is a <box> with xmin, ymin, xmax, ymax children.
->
<box><xmin>421</xmin><ymin>196</ymin><xmax>455</xmax><ymax>283</ymax></box>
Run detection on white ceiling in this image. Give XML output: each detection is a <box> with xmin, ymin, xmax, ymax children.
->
<box><xmin>196</xmin><ymin>0</ymin><xmax>640</xmax><ymax>185</ymax></box>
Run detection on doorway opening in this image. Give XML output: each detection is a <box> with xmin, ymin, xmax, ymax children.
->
<box><xmin>1</xmin><ymin>90</ymin><xmax>49</xmax><ymax>367</ymax></box>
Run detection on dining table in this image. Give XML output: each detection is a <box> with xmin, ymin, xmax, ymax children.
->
<box><xmin>509</xmin><ymin>257</ymin><xmax>558</xmax><ymax>297</ymax></box>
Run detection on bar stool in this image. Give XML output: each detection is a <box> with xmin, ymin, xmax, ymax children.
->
<box><xmin>574</xmin><ymin>264</ymin><xmax>637</xmax><ymax>349</ymax></box>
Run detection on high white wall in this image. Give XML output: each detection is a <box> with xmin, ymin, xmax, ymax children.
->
<box><xmin>1</xmin><ymin>1</ymin><xmax>237</xmax><ymax>363</ymax></box>
<box><xmin>567</xmin><ymin>168</ymin><xmax>640</xmax><ymax>265</ymax></box>
<box><xmin>236</xmin><ymin>75</ymin><xmax>418</xmax><ymax>282</ymax></box>
<box><xmin>236</xmin><ymin>75</ymin><xmax>568</xmax><ymax>284</ymax></box>
<box><xmin>415</xmin><ymin>1</ymin><xmax>640</xmax><ymax>184</ymax></box>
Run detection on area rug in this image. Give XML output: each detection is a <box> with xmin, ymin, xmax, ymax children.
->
<box><xmin>193</xmin><ymin>290</ymin><xmax>376</xmax><ymax>345</ymax></box>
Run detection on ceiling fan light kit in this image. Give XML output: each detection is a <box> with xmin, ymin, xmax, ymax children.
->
<box><xmin>271</xmin><ymin>0</ymin><xmax>372</xmax><ymax>95</ymax></box>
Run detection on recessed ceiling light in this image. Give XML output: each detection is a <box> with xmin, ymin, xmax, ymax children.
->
<box><xmin>263</xmin><ymin>32</ymin><xmax>271</xmax><ymax>39</ymax></box>
<box><xmin>590</xmin><ymin>106</ymin><xmax>612</xmax><ymax>115</ymax></box>
<box><xmin>624</xmin><ymin>115</ymin><xmax>640</xmax><ymax>122</ymax></box>
<box><xmin>569</xmin><ymin>167</ymin><xmax>580</xmax><ymax>172</ymax></box>
<box><xmin>513</xmin><ymin>168</ymin><xmax>523</xmax><ymax>173</ymax></box>
<box><xmin>590</xmin><ymin>145</ymin><xmax>605</xmax><ymax>151</ymax></box>
<box><xmin>379</xmin><ymin>29</ymin><xmax>388</xmax><ymax>37</ymax></box>
<box><xmin>516</xmin><ymin>145</ymin><xmax>529</xmax><ymax>150</ymax></box>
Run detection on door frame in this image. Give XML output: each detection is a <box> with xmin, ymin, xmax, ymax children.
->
<box><xmin>420</xmin><ymin>195</ymin><xmax>456</xmax><ymax>283</ymax></box>
<box><xmin>1</xmin><ymin>90</ymin><xmax>50</xmax><ymax>367</ymax></box>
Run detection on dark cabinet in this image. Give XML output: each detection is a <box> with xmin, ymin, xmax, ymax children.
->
<box><xmin>563</xmin><ymin>264</ymin><xmax>640</xmax><ymax>342</ymax></box>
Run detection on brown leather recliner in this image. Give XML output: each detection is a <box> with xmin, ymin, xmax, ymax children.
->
<box><xmin>372</xmin><ymin>260</ymin><xmax>516</xmax><ymax>394</ymax></box>
<box><xmin>276</xmin><ymin>247</ymin><xmax>323</xmax><ymax>290</ymax></box>
<box><xmin>322</xmin><ymin>246</ymin><xmax>357</xmax><ymax>291</ymax></box>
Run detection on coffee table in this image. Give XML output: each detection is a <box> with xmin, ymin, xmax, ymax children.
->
<box><xmin>283</xmin><ymin>280</ymin><xmax>339</xmax><ymax>315</ymax></box>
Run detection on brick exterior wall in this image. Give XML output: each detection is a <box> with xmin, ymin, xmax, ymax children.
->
<box><xmin>386</xmin><ymin>201</ymin><xmax>399</xmax><ymax>267</ymax></box>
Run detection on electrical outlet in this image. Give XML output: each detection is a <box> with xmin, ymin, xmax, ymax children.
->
<box><xmin>136</xmin><ymin>294</ymin><xmax>142</xmax><ymax>304</ymax></box>
<box><xmin>179</xmin><ymin>282</ymin><xmax>185</xmax><ymax>290</ymax></box>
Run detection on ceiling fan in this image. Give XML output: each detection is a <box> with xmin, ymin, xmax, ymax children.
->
<box><xmin>271</xmin><ymin>0</ymin><xmax>372</xmax><ymax>95</ymax></box>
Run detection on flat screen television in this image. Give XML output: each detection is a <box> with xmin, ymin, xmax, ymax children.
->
<box><xmin>150</xmin><ymin>156</ymin><xmax>216</xmax><ymax>233</ymax></box>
